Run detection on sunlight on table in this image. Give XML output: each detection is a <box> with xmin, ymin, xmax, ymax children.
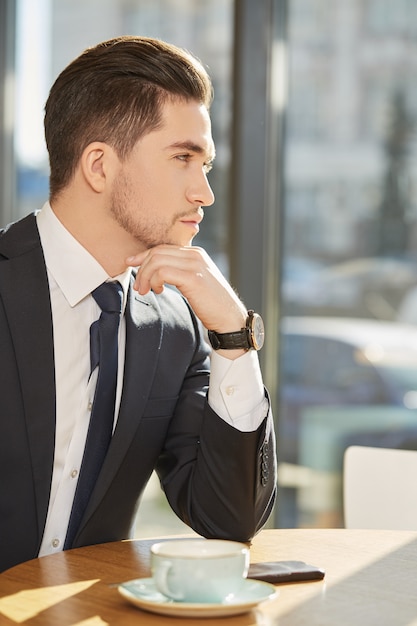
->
<box><xmin>0</xmin><ymin>579</ymin><xmax>99</xmax><ymax>623</ymax></box>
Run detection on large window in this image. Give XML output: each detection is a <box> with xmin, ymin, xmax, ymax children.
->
<box><xmin>279</xmin><ymin>0</ymin><xmax>417</xmax><ymax>528</ymax></box>
<box><xmin>6</xmin><ymin>0</ymin><xmax>417</xmax><ymax>534</ymax></box>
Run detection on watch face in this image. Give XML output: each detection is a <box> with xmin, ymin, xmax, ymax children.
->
<box><xmin>251</xmin><ymin>313</ymin><xmax>265</xmax><ymax>350</ymax></box>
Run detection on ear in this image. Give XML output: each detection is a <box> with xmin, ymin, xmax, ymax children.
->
<box><xmin>80</xmin><ymin>142</ymin><xmax>117</xmax><ymax>193</ymax></box>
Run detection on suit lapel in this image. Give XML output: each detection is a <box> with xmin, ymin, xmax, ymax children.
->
<box><xmin>0</xmin><ymin>214</ymin><xmax>56</xmax><ymax>538</ymax></box>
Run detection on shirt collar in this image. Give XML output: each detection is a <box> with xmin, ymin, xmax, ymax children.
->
<box><xmin>36</xmin><ymin>202</ymin><xmax>132</xmax><ymax>308</ymax></box>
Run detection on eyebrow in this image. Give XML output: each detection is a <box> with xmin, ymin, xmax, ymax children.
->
<box><xmin>167</xmin><ymin>141</ymin><xmax>216</xmax><ymax>162</ymax></box>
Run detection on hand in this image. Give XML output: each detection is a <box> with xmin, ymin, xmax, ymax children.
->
<box><xmin>126</xmin><ymin>245</ymin><xmax>247</xmax><ymax>334</ymax></box>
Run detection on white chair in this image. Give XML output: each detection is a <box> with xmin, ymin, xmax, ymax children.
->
<box><xmin>343</xmin><ymin>445</ymin><xmax>417</xmax><ymax>529</ymax></box>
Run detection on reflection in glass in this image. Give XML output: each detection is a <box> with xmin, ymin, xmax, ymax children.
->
<box><xmin>279</xmin><ymin>0</ymin><xmax>417</xmax><ymax>528</ymax></box>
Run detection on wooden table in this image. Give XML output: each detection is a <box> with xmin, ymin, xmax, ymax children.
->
<box><xmin>1</xmin><ymin>528</ymin><xmax>417</xmax><ymax>625</ymax></box>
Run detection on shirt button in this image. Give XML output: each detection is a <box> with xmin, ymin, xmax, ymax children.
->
<box><xmin>70</xmin><ymin>469</ymin><xmax>78</xmax><ymax>479</ymax></box>
<box><xmin>52</xmin><ymin>538</ymin><xmax>60</xmax><ymax>549</ymax></box>
<box><xmin>225</xmin><ymin>386</ymin><xmax>235</xmax><ymax>396</ymax></box>
<box><xmin>87</xmin><ymin>401</ymin><xmax>93</xmax><ymax>411</ymax></box>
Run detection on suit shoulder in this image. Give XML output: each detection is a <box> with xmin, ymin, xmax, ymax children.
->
<box><xmin>0</xmin><ymin>213</ymin><xmax>40</xmax><ymax>259</ymax></box>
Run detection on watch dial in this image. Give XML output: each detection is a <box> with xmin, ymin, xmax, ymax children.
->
<box><xmin>253</xmin><ymin>314</ymin><xmax>265</xmax><ymax>350</ymax></box>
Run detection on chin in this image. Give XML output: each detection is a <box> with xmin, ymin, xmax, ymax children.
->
<box><xmin>184</xmin><ymin>233</ymin><xmax>197</xmax><ymax>246</ymax></box>
<box><xmin>171</xmin><ymin>237</ymin><xmax>194</xmax><ymax>247</ymax></box>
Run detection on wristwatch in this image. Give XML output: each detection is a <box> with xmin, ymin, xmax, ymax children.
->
<box><xmin>208</xmin><ymin>310</ymin><xmax>265</xmax><ymax>351</ymax></box>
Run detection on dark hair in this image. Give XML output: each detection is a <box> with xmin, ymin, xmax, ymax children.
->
<box><xmin>44</xmin><ymin>36</ymin><xmax>213</xmax><ymax>199</ymax></box>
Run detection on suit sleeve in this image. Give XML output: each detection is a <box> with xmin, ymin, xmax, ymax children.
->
<box><xmin>156</xmin><ymin>323</ymin><xmax>277</xmax><ymax>542</ymax></box>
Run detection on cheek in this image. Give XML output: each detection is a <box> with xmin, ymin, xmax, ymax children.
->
<box><xmin>118</xmin><ymin>170</ymin><xmax>148</xmax><ymax>210</ymax></box>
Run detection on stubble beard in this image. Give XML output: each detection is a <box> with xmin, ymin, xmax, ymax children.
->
<box><xmin>110</xmin><ymin>175</ymin><xmax>199</xmax><ymax>249</ymax></box>
<box><xmin>110</xmin><ymin>177</ymin><xmax>176</xmax><ymax>249</ymax></box>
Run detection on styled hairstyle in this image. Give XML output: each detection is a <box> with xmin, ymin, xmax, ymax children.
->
<box><xmin>44</xmin><ymin>36</ymin><xmax>213</xmax><ymax>198</ymax></box>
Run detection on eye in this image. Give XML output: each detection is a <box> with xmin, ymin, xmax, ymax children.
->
<box><xmin>204</xmin><ymin>161</ymin><xmax>213</xmax><ymax>174</ymax></box>
<box><xmin>175</xmin><ymin>153</ymin><xmax>192</xmax><ymax>163</ymax></box>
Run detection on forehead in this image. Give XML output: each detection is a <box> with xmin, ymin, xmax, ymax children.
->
<box><xmin>146</xmin><ymin>98</ymin><xmax>215</xmax><ymax>159</ymax></box>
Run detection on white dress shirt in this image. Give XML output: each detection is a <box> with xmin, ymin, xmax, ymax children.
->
<box><xmin>36</xmin><ymin>202</ymin><xmax>267</xmax><ymax>556</ymax></box>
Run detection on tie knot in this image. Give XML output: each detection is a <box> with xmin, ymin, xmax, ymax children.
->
<box><xmin>92</xmin><ymin>281</ymin><xmax>123</xmax><ymax>314</ymax></box>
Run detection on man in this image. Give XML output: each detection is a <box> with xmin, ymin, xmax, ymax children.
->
<box><xmin>0</xmin><ymin>36</ymin><xmax>276</xmax><ymax>573</ymax></box>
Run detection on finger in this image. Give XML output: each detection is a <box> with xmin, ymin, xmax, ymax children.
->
<box><xmin>137</xmin><ymin>262</ymin><xmax>188</xmax><ymax>295</ymax></box>
<box><xmin>127</xmin><ymin>244</ymin><xmax>196</xmax><ymax>266</ymax></box>
<box><xmin>137</xmin><ymin>249</ymin><xmax>205</xmax><ymax>285</ymax></box>
<box><xmin>126</xmin><ymin>251</ymin><xmax>148</xmax><ymax>267</ymax></box>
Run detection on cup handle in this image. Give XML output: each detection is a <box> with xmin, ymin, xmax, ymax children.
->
<box><xmin>154</xmin><ymin>561</ymin><xmax>184</xmax><ymax>601</ymax></box>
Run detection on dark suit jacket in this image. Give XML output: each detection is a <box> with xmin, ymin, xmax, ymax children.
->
<box><xmin>0</xmin><ymin>213</ymin><xmax>276</xmax><ymax>573</ymax></box>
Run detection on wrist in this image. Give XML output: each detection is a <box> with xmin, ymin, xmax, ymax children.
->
<box><xmin>208</xmin><ymin>310</ymin><xmax>265</xmax><ymax>352</ymax></box>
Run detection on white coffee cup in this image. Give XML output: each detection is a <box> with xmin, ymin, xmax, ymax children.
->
<box><xmin>150</xmin><ymin>538</ymin><xmax>249</xmax><ymax>603</ymax></box>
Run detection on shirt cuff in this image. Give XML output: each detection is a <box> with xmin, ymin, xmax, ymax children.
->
<box><xmin>208</xmin><ymin>349</ymin><xmax>268</xmax><ymax>432</ymax></box>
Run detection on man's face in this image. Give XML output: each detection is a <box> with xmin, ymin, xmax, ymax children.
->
<box><xmin>109</xmin><ymin>98</ymin><xmax>215</xmax><ymax>249</ymax></box>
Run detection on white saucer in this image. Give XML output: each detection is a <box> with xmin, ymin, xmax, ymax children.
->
<box><xmin>118</xmin><ymin>577</ymin><xmax>277</xmax><ymax>618</ymax></box>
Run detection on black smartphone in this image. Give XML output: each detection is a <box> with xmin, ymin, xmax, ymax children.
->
<box><xmin>248</xmin><ymin>560</ymin><xmax>325</xmax><ymax>583</ymax></box>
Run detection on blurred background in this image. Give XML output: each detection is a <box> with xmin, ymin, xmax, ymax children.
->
<box><xmin>2</xmin><ymin>0</ymin><xmax>417</xmax><ymax>533</ymax></box>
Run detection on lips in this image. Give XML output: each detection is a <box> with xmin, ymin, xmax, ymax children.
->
<box><xmin>181</xmin><ymin>218</ymin><xmax>201</xmax><ymax>225</ymax></box>
<box><xmin>180</xmin><ymin>211</ymin><xmax>204</xmax><ymax>226</ymax></box>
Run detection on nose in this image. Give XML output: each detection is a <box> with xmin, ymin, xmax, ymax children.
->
<box><xmin>187</xmin><ymin>172</ymin><xmax>215</xmax><ymax>207</ymax></box>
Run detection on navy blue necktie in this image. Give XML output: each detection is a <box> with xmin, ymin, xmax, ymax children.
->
<box><xmin>64</xmin><ymin>281</ymin><xmax>123</xmax><ymax>549</ymax></box>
